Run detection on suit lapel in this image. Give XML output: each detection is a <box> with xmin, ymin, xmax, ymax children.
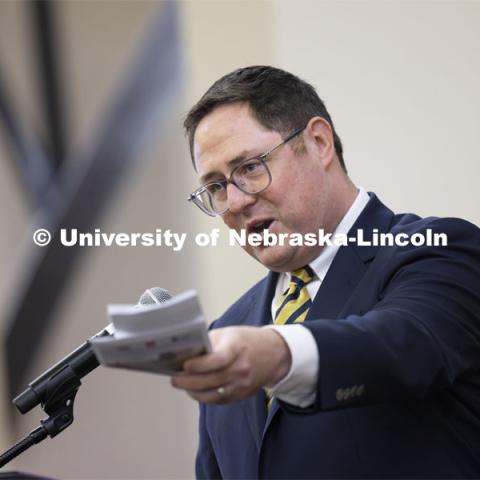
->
<box><xmin>308</xmin><ymin>194</ymin><xmax>394</xmax><ymax>317</ymax></box>
<box><xmin>307</xmin><ymin>245</ymin><xmax>368</xmax><ymax>320</ymax></box>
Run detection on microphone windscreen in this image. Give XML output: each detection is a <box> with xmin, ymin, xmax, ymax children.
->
<box><xmin>138</xmin><ymin>287</ymin><xmax>172</xmax><ymax>305</ymax></box>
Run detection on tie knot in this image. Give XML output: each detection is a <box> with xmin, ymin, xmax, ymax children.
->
<box><xmin>291</xmin><ymin>266</ymin><xmax>315</xmax><ymax>287</ymax></box>
<box><xmin>274</xmin><ymin>265</ymin><xmax>314</xmax><ymax>327</ymax></box>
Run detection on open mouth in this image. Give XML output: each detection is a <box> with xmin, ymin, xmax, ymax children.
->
<box><xmin>248</xmin><ymin>219</ymin><xmax>274</xmax><ymax>235</ymax></box>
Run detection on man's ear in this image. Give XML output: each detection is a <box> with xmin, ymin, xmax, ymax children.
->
<box><xmin>305</xmin><ymin>116</ymin><xmax>335</xmax><ymax>167</ymax></box>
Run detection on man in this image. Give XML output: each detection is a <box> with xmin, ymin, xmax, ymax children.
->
<box><xmin>171</xmin><ymin>66</ymin><xmax>480</xmax><ymax>478</ymax></box>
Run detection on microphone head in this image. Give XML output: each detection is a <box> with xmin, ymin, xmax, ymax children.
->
<box><xmin>138</xmin><ymin>287</ymin><xmax>172</xmax><ymax>305</ymax></box>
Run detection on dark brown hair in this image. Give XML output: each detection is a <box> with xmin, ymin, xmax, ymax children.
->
<box><xmin>184</xmin><ymin>65</ymin><xmax>346</xmax><ymax>172</ymax></box>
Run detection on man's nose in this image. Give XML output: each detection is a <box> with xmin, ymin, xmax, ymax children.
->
<box><xmin>226</xmin><ymin>183</ymin><xmax>256</xmax><ymax>214</ymax></box>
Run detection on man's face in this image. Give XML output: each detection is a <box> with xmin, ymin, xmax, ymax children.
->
<box><xmin>193</xmin><ymin>102</ymin><xmax>334</xmax><ymax>272</ymax></box>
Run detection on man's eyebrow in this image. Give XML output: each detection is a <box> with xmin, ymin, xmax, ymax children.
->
<box><xmin>199</xmin><ymin>150</ymin><xmax>258</xmax><ymax>184</ymax></box>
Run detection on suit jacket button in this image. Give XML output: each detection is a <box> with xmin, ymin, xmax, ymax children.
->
<box><xmin>336</xmin><ymin>388</ymin><xmax>345</xmax><ymax>401</ymax></box>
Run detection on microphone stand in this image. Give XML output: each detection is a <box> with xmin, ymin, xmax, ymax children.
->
<box><xmin>0</xmin><ymin>365</ymin><xmax>81</xmax><ymax>468</ymax></box>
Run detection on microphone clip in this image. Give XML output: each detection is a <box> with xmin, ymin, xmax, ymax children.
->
<box><xmin>41</xmin><ymin>364</ymin><xmax>81</xmax><ymax>438</ymax></box>
<box><xmin>0</xmin><ymin>365</ymin><xmax>82</xmax><ymax>467</ymax></box>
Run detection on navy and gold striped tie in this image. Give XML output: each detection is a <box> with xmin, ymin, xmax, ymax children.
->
<box><xmin>266</xmin><ymin>266</ymin><xmax>315</xmax><ymax>410</ymax></box>
<box><xmin>274</xmin><ymin>266</ymin><xmax>315</xmax><ymax>325</ymax></box>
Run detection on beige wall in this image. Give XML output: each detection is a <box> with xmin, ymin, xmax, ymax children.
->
<box><xmin>0</xmin><ymin>0</ymin><xmax>478</xmax><ymax>478</ymax></box>
<box><xmin>273</xmin><ymin>0</ymin><xmax>480</xmax><ymax>224</ymax></box>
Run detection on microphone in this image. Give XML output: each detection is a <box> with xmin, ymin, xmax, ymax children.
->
<box><xmin>13</xmin><ymin>287</ymin><xmax>172</xmax><ymax>414</ymax></box>
<box><xmin>138</xmin><ymin>286</ymin><xmax>173</xmax><ymax>305</ymax></box>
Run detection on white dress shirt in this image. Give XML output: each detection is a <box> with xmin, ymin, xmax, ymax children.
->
<box><xmin>264</xmin><ymin>187</ymin><xmax>370</xmax><ymax>407</ymax></box>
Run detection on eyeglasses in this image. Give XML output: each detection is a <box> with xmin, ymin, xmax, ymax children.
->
<box><xmin>187</xmin><ymin>126</ymin><xmax>305</xmax><ymax>216</ymax></box>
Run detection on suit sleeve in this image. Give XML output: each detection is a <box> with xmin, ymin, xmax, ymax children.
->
<box><xmin>302</xmin><ymin>218</ymin><xmax>480</xmax><ymax>412</ymax></box>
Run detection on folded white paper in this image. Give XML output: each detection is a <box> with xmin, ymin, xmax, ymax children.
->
<box><xmin>90</xmin><ymin>290</ymin><xmax>211</xmax><ymax>375</ymax></box>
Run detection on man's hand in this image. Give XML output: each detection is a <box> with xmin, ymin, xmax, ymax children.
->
<box><xmin>170</xmin><ymin>326</ymin><xmax>291</xmax><ymax>404</ymax></box>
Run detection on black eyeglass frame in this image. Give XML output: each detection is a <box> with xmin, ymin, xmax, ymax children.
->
<box><xmin>187</xmin><ymin>126</ymin><xmax>306</xmax><ymax>217</ymax></box>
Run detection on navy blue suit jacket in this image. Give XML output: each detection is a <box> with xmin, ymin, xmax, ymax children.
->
<box><xmin>196</xmin><ymin>194</ymin><xmax>480</xmax><ymax>479</ymax></box>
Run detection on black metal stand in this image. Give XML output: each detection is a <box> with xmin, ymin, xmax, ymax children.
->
<box><xmin>0</xmin><ymin>365</ymin><xmax>80</xmax><ymax>469</ymax></box>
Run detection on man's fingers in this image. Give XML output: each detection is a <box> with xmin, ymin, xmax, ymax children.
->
<box><xmin>171</xmin><ymin>374</ymin><xmax>238</xmax><ymax>405</ymax></box>
<box><xmin>183</xmin><ymin>346</ymin><xmax>236</xmax><ymax>373</ymax></box>
<box><xmin>186</xmin><ymin>385</ymin><xmax>235</xmax><ymax>405</ymax></box>
<box><xmin>171</xmin><ymin>370</ymin><xmax>230</xmax><ymax>392</ymax></box>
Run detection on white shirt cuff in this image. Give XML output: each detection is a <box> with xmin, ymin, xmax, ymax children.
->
<box><xmin>263</xmin><ymin>324</ymin><xmax>319</xmax><ymax>408</ymax></box>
